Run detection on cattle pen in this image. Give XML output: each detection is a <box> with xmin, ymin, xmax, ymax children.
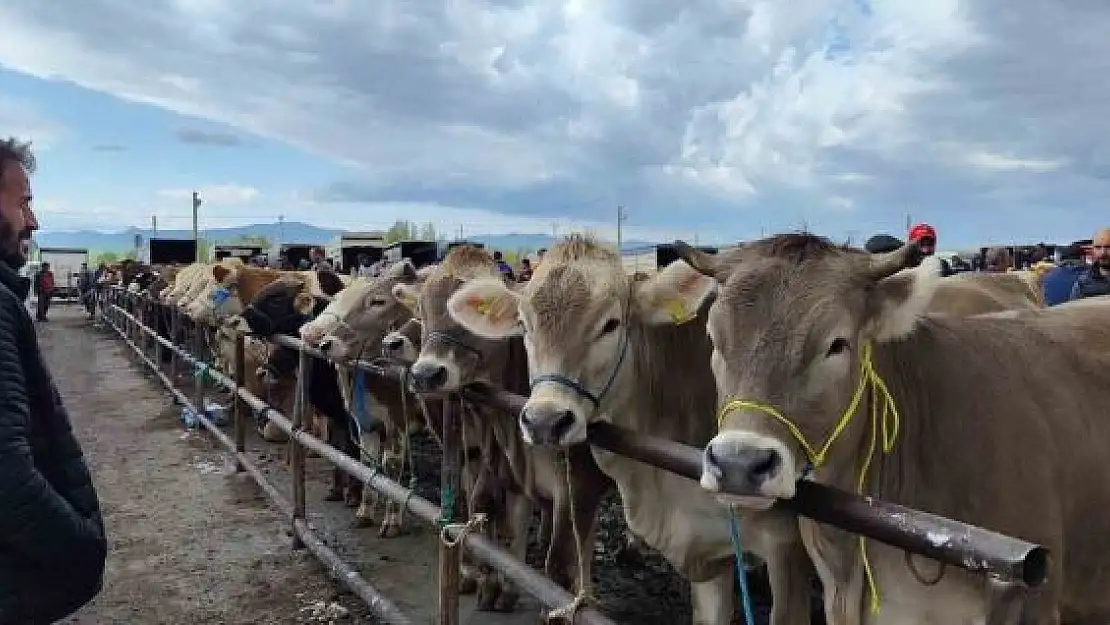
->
<box><xmin>98</xmin><ymin>285</ymin><xmax>1048</xmax><ymax>624</ymax></box>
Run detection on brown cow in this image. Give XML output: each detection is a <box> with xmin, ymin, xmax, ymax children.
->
<box><xmin>677</xmin><ymin>234</ymin><xmax>1110</xmax><ymax>624</ymax></box>
<box><xmin>296</xmin><ymin>262</ymin><xmax>430</xmax><ymax>537</ymax></box>
<box><xmin>395</xmin><ymin>245</ymin><xmax>613</xmax><ymax>612</ymax></box>
<box><xmin>380</xmin><ymin>315</ymin><xmax>530</xmax><ymax>606</ymax></box>
<box><xmin>446</xmin><ymin>235</ymin><xmax>811</xmax><ymax>625</ymax></box>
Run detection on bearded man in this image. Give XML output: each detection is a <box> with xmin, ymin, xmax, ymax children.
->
<box><xmin>0</xmin><ymin>137</ymin><xmax>107</xmax><ymax>622</ymax></box>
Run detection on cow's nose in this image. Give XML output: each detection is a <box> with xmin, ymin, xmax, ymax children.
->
<box><xmin>383</xmin><ymin>336</ymin><xmax>404</xmax><ymax>353</ymax></box>
<box><xmin>318</xmin><ymin>337</ymin><xmax>333</xmax><ymax>353</ymax></box>
<box><xmin>410</xmin><ymin>362</ymin><xmax>448</xmax><ymax>392</ymax></box>
<box><xmin>519</xmin><ymin>406</ymin><xmax>577</xmax><ymax>446</ymax></box>
<box><xmin>701</xmin><ymin>440</ymin><xmax>782</xmax><ymax>495</ymax></box>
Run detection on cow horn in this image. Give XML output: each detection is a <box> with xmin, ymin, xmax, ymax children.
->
<box><xmin>673</xmin><ymin>240</ymin><xmax>721</xmax><ymax>279</ymax></box>
<box><xmin>867</xmin><ymin>242</ymin><xmax>924</xmax><ymax>281</ymax></box>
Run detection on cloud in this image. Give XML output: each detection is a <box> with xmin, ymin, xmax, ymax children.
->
<box><xmin>90</xmin><ymin>143</ymin><xmax>126</xmax><ymax>152</ymax></box>
<box><xmin>173</xmin><ymin>127</ymin><xmax>242</xmax><ymax>147</ymax></box>
<box><xmin>0</xmin><ymin>0</ymin><xmax>1108</xmax><ymax>244</ymax></box>
<box><xmin>0</xmin><ymin>96</ymin><xmax>63</xmax><ymax>147</ymax></box>
<box><xmin>158</xmin><ymin>184</ymin><xmax>261</xmax><ymax>204</ymax></box>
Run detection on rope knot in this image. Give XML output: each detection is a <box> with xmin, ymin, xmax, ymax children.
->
<box><xmin>439</xmin><ymin>512</ymin><xmax>486</xmax><ymax>548</ymax></box>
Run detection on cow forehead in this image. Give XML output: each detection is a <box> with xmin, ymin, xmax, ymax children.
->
<box><xmin>524</xmin><ymin>263</ymin><xmax>624</xmax><ymax>337</ymax></box>
<box><xmin>713</xmin><ymin>260</ymin><xmax>864</xmax><ymax>345</ymax></box>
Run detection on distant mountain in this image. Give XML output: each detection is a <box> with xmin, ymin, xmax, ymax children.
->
<box><xmin>34</xmin><ymin>221</ymin><xmax>658</xmax><ymax>254</ymax></box>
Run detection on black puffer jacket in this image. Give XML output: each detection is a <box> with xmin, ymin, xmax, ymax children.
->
<box><xmin>0</xmin><ymin>261</ymin><xmax>107</xmax><ymax>624</ymax></box>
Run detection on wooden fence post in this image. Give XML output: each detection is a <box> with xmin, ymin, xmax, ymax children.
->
<box><xmin>233</xmin><ymin>332</ymin><xmax>247</xmax><ymax>472</ymax></box>
<box><xmin>290</xmin><ymin>346</ymin><xmax>313</xmax><ymax>550</ymax></box>
<box><xmin>193</xmin><ymin>319</ymin><xmax>205</xmax><ymax>422</ymax></box>
<box><xmin>169</xmin><ymin>307</ymin><xmax>179</xmax><ymax>380</ymax></box>
<box><xmin>437</xmin><ymin>394</ymin><xmax>461</xmax><ymax>625</ymax></box>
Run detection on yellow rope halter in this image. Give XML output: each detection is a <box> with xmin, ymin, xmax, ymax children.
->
<box><xmin>716</xmin><ymin>342</ymin><xmax>900</xmax><ymax>615</ymax></box>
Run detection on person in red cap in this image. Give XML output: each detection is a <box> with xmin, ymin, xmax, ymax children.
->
<box><xmin>907</xmin><ymin>223</ymin><xmax>952</xmax><ymax>276</ymax></box>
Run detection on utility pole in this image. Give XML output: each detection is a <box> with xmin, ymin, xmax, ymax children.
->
<box><xmin>550</xmin><ymin>223</ymin><xmax>558</xmax><ymax>239</ymax></box>
<box><xmin>905</xmin><ymin>213</ymin><xmax>912</xmax><ymax>231</ymax></box>
<box><xmin>151</xmin><ymin>215</ymin><xmax>157</xmax><ymax>237</ymax></box>
<box><xmin>191</xmin><ymin>191</ymin><xmax>202</xmax><ymax>261</ymax></box>
<box><xmin>278</xmin><ymin>214</ymin><xmax>285</xmax><ymax>242</ymax></box>
<box><xmin>616</xmin><ymin>205</ymin><xmax>628</xmax><ymax>251</ymax></box>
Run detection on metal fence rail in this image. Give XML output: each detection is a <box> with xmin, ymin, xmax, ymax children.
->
<box><xmin>100</xmin><ymin>286</ymin><xmax>1047</xmax><ymax>624</ymax></box>
<box><xmin>102</xmin><ymin>288</ymin><xmax>618</xmax><ymax>625</ymax></box>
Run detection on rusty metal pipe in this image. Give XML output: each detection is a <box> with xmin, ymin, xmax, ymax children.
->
<box><xmin>460</xmin><ymin>383</ymin><xmax>1049</xmax><ymax>587</ymax></box>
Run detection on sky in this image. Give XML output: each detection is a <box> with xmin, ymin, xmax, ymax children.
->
<box><xmin>0</xmin><ymin>0</ymin><xmax>1105</xmax><ymax>248</ymax></box>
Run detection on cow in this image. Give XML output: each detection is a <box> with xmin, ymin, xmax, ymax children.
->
<box><xmin>928</xmin><ymin>270</ymin><xmax>1044</xmax><ymax>314</ymax></box>
<box><xmin>445</xmin><ymin>235</ymin><xmax>812</xmax><ymax>625</ymax></box>
<box><xmin>296</xmin><ymin>262</ymin><xmax>430</xmax><ymax>536</ymax></box>
<box><xmin>228</xmin><ymin>274</ymin><xmax>366</xmax><ymax>505</ymax></box>
<box><xmin>676</xmin><ymin>234</ymin><xmax>1110</xmax><ymax>625</ymax></box>
<box><xmin>391</xmin><ymin>244</ymin><xmax>615</xmax><ymax>613</ymax></box>
<box><xmin>379</xmin><ymin>314</ymin><xmax>533</xmax><ymax>607</ymax></box>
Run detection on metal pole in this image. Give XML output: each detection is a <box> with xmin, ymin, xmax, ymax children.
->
<box><xmin>437</xmin><ymin>395</ymin><xmax>461</xmax><ymax>625</ymax></box>
<box><xmin>291</xmin><ymin>346</ymin><xmax>313</xmax><ymax>550</ymax></box>
<box><xmin>192</xmin><ymin>191</ymin><xmax>202</xmax><ymax>263</ymax></box>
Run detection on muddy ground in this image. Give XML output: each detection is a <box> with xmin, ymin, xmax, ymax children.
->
<box><xmin>45</xmin><ymin>302</ymin><xmax>822</xmax><ymax>624</ymax></box>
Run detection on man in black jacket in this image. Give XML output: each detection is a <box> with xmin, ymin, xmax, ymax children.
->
<box><xmin>0</xmin><ymin>137</ymin><xmax>107</xmax><ymax>623</ymax></box>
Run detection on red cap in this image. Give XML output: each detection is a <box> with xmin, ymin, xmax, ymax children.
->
<box><xmin>908</xmin><ymin>223</ymin><xmax>936</xmax><ymax>242</ymax></box>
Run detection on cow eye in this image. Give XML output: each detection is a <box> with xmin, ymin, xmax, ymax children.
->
<box><xmin>826</xmin><ymin>337</ymin><xmax>850</xmax><ymax>357</ymax></box>
<box><xmin>600</xmin><ymin>319</ymin><xmax>620</xmax><ymax>335</ymax></box>
<box><xmin>369</xmin><ymin>298</ymin><xmax>387</xmax><ymax>307</ymax></box>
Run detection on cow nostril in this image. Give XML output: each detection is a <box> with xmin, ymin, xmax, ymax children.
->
<box><xmin>550</xmin><ymin>410</ymin><xmax>576</xmax><ymax>439</ymax></box>
<box><xmin>319</xmin><ymin>338</ymin><xmax>332</xmax><ymax>352</ymax></box>
<box><xmin>384</xmin><ymin>338</ymin><xmax>402</xmax><ymax>351</ymax></box>
<box><xmin>747</xmin><ymin>449</ymin><xmax>780</xmax><ymax>481</ymax></box>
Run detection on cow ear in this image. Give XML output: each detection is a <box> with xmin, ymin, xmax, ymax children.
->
<box><xmin>447</xmin><ymin>277</ymin><xmax>521</xmax><ymax>339</ymax></box>
<box><xmin>212</xmin><ymin>264</ymin><xmax>230</xmax><ymax>283</ymax></box>
<box><xmin>294</xmin><ymin>292</ymin><xmax>316</xmax><ymax>316</ymax></box>
<box><xmin>388</xmin><ymin>259</ymin><xmax>417</xmax><ymax>281</ymax></box>
<box><xmin>866</xmin><ymin>255</ymin><xmax>943</xmax><ymax>342</ymax></box>
<box><xmin>635</xmin><ymin>259</ymin><xmax>717</xmax><ymax>326</ymax></box>
<box><xmin>391</xmin><ymin>283</ymin><xmax>421</xmax><ymax>313</ymax></box>
<box><xmin>316</xmin><ymin>270</ymin><xmax>345</xmax><ymax>296</ymax></box>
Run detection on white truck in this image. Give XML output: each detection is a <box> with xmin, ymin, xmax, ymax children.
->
<box><xmin>37</xmin><ymin>247</ymin><xmax>89</xmax><ymax>300</ymax></box>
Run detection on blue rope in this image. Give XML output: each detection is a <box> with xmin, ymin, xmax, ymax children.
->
<box><xmin>727</xmin><ymin>506</ymin><xmax>756</xmax><ymax>625</ymax></box>
<box><xmin>352</xmin><ymin>368</ymin><xmax>374</xmax><ymax>433</ymax></box>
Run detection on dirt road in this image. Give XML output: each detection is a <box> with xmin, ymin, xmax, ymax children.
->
<box><xmin>41</xmin><ymin>305</ymin><xmax>369</xmax><ymax>625</ymax></box>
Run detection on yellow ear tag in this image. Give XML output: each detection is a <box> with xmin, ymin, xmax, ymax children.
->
<box><xmin>469</xmin><ymin>297</ymin><xmax>492</xmax><ymax>317</ymax></box>
<box><xmin>665</xmin><ymin>299</ymin><xmax>695</xmax><ymax>324</ymax></box>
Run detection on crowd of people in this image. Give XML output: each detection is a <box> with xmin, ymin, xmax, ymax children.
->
<box><xmin>866</xmin><ymin>222</ymin><xmax>1110</xmax><ymax>306</ymax></box>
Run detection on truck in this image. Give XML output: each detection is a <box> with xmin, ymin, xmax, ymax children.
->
<box><xmin>37</xmin><ymin>247</ymin><xmax>89</xmax><ymax>300</ymax></box>
<box><xmin>143</xmin><ymin>238</ymin><xmax>198</xmax><ymax>265</ymax></box>
<box><xmin>213</xmin><ymin>243</ymin><xmax>264</xmax><ymax>263</ymax></box>
<box><xmin>326</xmin><ymin>231</ymin><xmax>386</xmax><ymax>273</ymax></box>
<box><xmin>384</xmin><ymin>240</ymin><xmax>438</xmax><ymax>269</ymax></box>
<box><xmin>269</xmin><ymin>243</ymin><xmax>318</xmax><ymax>269</ymax></box>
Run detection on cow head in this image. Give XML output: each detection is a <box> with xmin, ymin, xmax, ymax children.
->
<box><xmin>233</xmin><ymin>272</ymin><xmax>341</xmax><ymax>337</ymax></box>
<box><xmin>447</xmin><ymin>234</ymin><xmax>716</xmax><ymax>446</ymax></box>
<box><xmin>404</xmin><ymin>246</ymin><xmax>513</xmax><ymax>395</ymax></box>
<box><xmin>381</xmin><ymin>317</ymin><xmax>423</xmax><ymax>365</ymax></box>
<box><xmin>676</xmin><ymin>235</ymin><xmax>938</xmax><ymax>505</ymax></box>
<box><xmin>298</xmin><ymin>260</ymin><xmax>418</xmax><ymax>361</ymax></box>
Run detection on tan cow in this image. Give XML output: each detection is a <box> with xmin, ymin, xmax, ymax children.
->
<box><xmin>446</xmin><ymin>235</ymin><xmax>812</xmax><ymax>625</ymax></box>
<box><xmin>676</xmin><ymin>234</ymin><xmax>1110</xmax><ymax>625</ymax></box>
<box><xmin>394</xmin><ymin>245</ymin><xmax>613</xmax><ymax>613</ymax></box>
<box><xmin>929</xmin><ymin>270</ymin><xmax>1044</xmax><ymax>314</ymax></box>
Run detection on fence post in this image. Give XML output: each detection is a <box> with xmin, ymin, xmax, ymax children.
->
<box><xmin>169</xmin><ymin>307</ymin><xmax>179</xmax><ymax>380</ymax></box>
<box><xmin>233</xmin><ymin>332</ymin><xmax>247</xmax><ymax>472</ymax></box>
<box><xmin>290</xmin><ymin>346</ymin><xmax>313</xmax><ymax>550</ymax></box>
<box><xmin>437</xmin><ymin>394</ymin><xmax>461</xmax><ymax>625</ymax></box>
<box><xmin>193</xmin><ymin>319</ymin><xmax>205</xmax><ymax>422</ymax></box>
<box><xmin>154</xmin><ymin>301</ymin><xmax>163</xmax><ymax>368</ymax></box>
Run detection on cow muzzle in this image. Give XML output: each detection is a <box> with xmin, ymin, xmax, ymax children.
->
<box><xmin>701</xmin><ymin>431</ymin><xmax>796</xmax><ymax>505</ymax></box>
<box><xmin>410</xmin><ymin>360</ymin><xmax>450</xmax><ymax>393</ymax></box>
<box><xmin>518</xmin><ymin>401</ymin><xmax>585</xmax><ymax>447</ymax></box>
